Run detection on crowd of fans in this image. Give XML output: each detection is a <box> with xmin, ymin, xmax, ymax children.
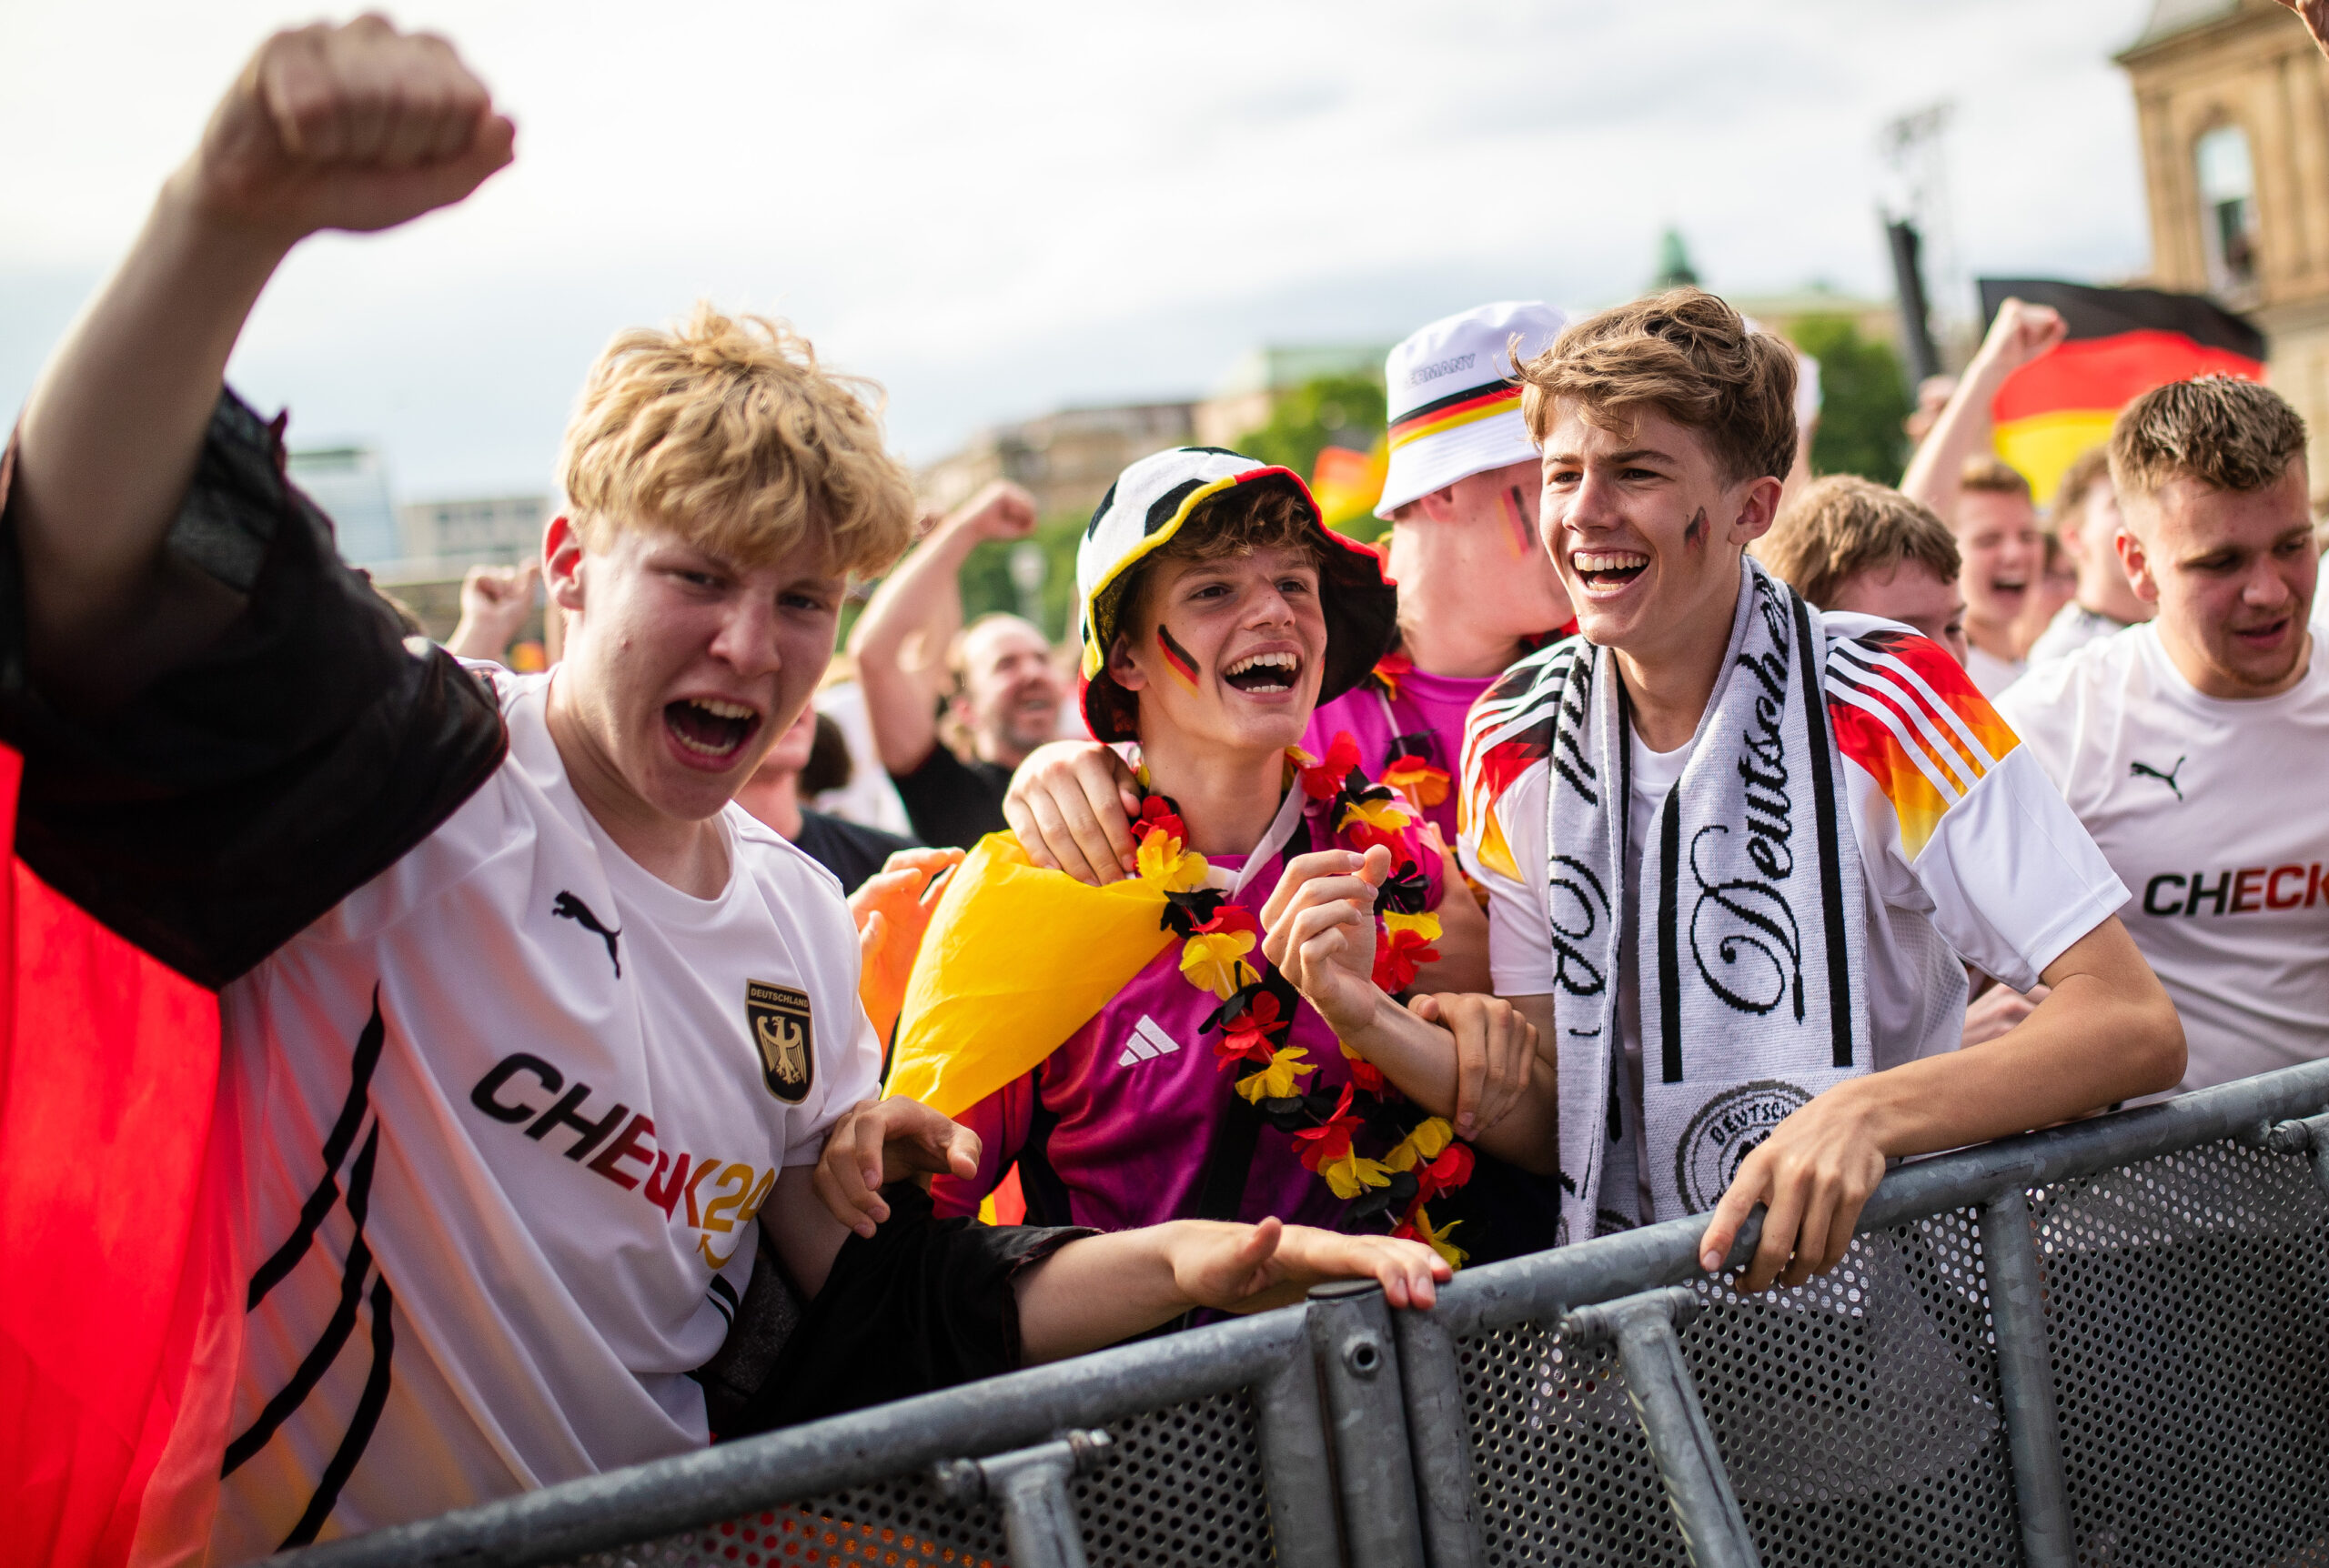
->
<box><xmin>5</xmin><ymin>13</ymin><xmax>2324</xmax><ymax>1557</ymax></box>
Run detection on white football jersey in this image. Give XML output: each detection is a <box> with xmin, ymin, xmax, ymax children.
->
<box><xmin>197</xmin><ymin>670</ymin><xmax>877</xmax><ymax>1559</ymax></box>
<box><xmin>2001</xmin><ymin>621</ymin><xmax>2329</xmax><ymax>1092</ymax></box>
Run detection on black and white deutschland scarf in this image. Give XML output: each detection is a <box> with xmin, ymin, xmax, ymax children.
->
<box><xmin>1544</xmin><ymin>558</ymin><xmax>1870</xmax><ymax>1247</ymax></box>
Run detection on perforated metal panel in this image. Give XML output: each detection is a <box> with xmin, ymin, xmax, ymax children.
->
<box><xmin>2036</xmin><ymin>1139</ymin><xmax>2329</xmax><ymax>1568</ymax></box>
<box><xmin>1457</xmin><ymin>1214</ymin><xmax>2021</xmax><ymax>1567</ymax></box>
<box><xmin>560</xmin><ymin>1390</ymin><xmax>1272</xmax><ymax>1568</ymax></box>
<box><xmin>1685</xmin><ymin>1216</ymin><xmax>2020</xmax><ymax>1567</ymax></box>
<box><xmin>1459</xmin><ymin>1315</ymin><xmax>1689</xmax><ymax>1566</ymax></box>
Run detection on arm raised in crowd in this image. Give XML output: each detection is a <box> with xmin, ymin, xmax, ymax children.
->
<box><xmin>1896</xmin><ymin>297</ymin><xmax>2064</xmax><ymax>524</ymax></box>
<box><xmin>15</xmin><ymin>19</ymin><xmax>513</xmax><ymax>700</ymax></box>
<box><xmin>845</xmin><ymin>481</ymin><xmax>1037</xmax><ymax>774</ymax></box>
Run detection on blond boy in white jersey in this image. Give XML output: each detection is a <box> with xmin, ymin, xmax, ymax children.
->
<box><xmin>2000</xmin><ymin>376</ymin><xmax>2329</xmax><ymax>1092</ymax></box>
<box><xmin>2</xmin><ymin>21</ymin><xmax>1441</xmax><ymax>1555</ymax></box>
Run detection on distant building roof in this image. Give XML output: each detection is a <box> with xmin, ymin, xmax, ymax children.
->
<box><xmin>2125</xmin><ymin>0</ymin><xmax>2243</xmax><ymax>52</ymax></box>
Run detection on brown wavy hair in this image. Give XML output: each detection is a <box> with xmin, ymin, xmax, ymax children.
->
<box><xmin>1516</xmin><ymin>287</ymin><xmax>1799</xmax><ymax>485</ymax></box>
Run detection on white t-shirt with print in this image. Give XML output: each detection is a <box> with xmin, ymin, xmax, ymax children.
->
<box><xmin>1461</xmin><ymin>614</ymin><xmax>2129</xmax><ymax>1224</ymax></box>
<box><xmin>1999</xmin><ymin>621</ymin><xmax>2329</xmax><ymax>1092</ymax></box>
<box><xmin>202</xmin><ymin>669</ymin><xmax>877</xmax><ymax>1559</ymax></box>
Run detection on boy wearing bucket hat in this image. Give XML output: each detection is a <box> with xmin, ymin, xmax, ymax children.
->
<box><xmin>882</xmin><ymin>449</ymin><xmax>1557</xmax><ymax>1260</ymax></box>
<box><xmin>1003</xmin><ymin>302</ymin><xmax>1575</xmax><ymax>886</ymax></box>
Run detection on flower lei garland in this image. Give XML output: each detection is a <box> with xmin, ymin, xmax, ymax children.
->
<box><xmin>1129</xmin><ymin>735</ymin><xmax>1475</xmax><ymax>1265</ymax></box>
<box><xmin>1366</xmin><ymin>650</ymin><xmax>1455</xmax><ymax>813</ymax></box>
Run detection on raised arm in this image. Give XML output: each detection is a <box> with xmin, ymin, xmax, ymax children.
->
<box><xmin>844</xmin><ymin>481</ymin><xmax>1036</xmax><ymax>773</ymax></box>
<box><xmin>1896</xmin><ymin>297</ymin><xmax>2064</xmax><ymax>522</ymax></box>
<box><xmin>15</xmin><ymin>19</ymin><xmax>512</xmax><ymax>698</ymax></box>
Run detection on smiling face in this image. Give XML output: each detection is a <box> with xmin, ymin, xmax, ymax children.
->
<box><xmin>547</xmin><ymin>515</ymin><xmax>842</xmax><ymax>826</ymax></box>
<box><xmin>1399</xmin><ymin>457</ymin><xmax>1574</xmax><ymax>637</ymax></box>
<box><xmin>1954</xmin><ymin>489</ymin><xmax>2042</xmax><ymax>631</ymax></box>
<box><xmin>2120</xmin><ymin>465</ymin><xmax>2317</xmax><ymax>698</ymax></box>
<box><xmin>955</xmin><ymin>617</ymin><xmax>1065</xmax><ymax>765</ymax></box>
<box><xmin>1108</xmin><ymin>544</ymin><xmax>1327</xmax><ymax>760</ymax></box>
<box><xmin>1537</xmin><ymin>401</ymin><xmax>1782</xmax><ymax>664</ymax></box>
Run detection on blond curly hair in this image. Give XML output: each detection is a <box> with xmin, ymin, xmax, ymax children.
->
<box><xmin>559</xmin><ymin>304</ymin><xmax>917</xmax><ymax>578</ymax></box>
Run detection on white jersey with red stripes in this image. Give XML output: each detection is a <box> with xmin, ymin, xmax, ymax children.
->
<box><xmin>1458</xmin><ymin>616</ymin><xmax>2125</xmax><ymax>1221</ymax></box>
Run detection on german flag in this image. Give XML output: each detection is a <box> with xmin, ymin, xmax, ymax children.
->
<box><xmin>1978</xmin><ymin>278</ymin><xmax>2266</xmax><ymax>507</ymax></box>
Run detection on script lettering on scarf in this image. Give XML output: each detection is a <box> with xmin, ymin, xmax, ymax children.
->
<box><xmin>1688</xmin><ymin>575</ymin><xmax>1808</xmax><ymax>1020</ymax></box>
<box><xmin>1546</xmin><ymin>854</ymin><xmax>1610</xmax><ymax>998</ymax></box>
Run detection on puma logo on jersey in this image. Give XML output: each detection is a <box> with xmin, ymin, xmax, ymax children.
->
<box><xmin>2129</xmin><ymin>756</ymin><xmax>2187</xmax><ymax>800</ymax></box>
<box><xmin>1116</xmin><ymin>1014</ymin><xmax>1182</xmax><ymax>1068</ymax></box>
<box><xmin>551</xmin><ymin>891</ymin><xmax>622</xmax><ymax>976</ymax></box>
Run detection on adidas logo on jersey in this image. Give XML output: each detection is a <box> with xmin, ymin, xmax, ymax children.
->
<box><xmin>1116</xmin><ymin>1015</ymin><xmax>1182</xmax><ymax>1068</ymax></box>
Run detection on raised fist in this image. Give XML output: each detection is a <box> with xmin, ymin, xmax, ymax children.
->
<box><xmin>185</xmin><ymin>16</ymin><xmax>514</xmax><ymax>244</ymax></box>
<box><xmin>1971</xmin><ymin>297</ymin><xmax>2067</xmax><ymax>380</ymax></box>
<box><xmin>949</xmin><ymin>480</ymin><xmax>1039</xmax><ymax>542</ymax></box>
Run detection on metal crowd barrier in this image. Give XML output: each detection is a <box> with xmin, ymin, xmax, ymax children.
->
<box><xmin>278</xmin><ymin>1057</ymin><xmax>2329</xmax><ymax>1568</ymax></box>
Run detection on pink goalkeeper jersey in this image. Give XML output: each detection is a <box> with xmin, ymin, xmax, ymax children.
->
<box><xmin>1304</xmin><ymin>664</ymin><xmax>1491</xmax><ymax>849</ymax></box>
<box><xmin>931</xmin><ymin>793</ymin><xmax>1442</xmax><ymax>1231</ymax></box>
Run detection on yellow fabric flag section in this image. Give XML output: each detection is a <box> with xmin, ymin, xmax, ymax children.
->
<box><xmin>885</xmin><ymin>831</ymin><xmax>1176</xmax><ymax>1118</ymax></box>
<box><xmin>1993</xmin><ymin>409</ymin><xmax>2118</xmax><ymax>508</ymax></box>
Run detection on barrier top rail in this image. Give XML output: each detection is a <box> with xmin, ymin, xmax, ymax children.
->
<box><xmin>272</xmin><ymin>1055</ymin><xmax>2329</xmax><ymax>1568</ymax></box>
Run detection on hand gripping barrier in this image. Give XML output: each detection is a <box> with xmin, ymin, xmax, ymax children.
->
<box><xmin>274</xmin><ymin>1058</ymin><xmax>2329</xmax><ymax>1568</ymax></box>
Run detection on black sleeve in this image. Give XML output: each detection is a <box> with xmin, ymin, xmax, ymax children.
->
<box><xmin>0</xmin><ymin>388</ymin><xmax>508</xmax><ymax>990</ymax></box>
<box><xmin>888</xmin><ymin>746</ymin><xmax>1010</xmax><ymax>850</ymax></box>
<box><xmin>793</xmin><ymin>810</ymin><xmax>918</xmax><ymax>894</ymax></box>
<box><xmin>722</xmin><ymin>1182</ymin><xmax>1093</xmax><ymax>1435</ymax></box>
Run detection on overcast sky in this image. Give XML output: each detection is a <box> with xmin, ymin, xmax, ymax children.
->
<box><xmin>1</xmin><ymin>0</ymin><xmax>2159</xmax><ymax>501</ymax></box>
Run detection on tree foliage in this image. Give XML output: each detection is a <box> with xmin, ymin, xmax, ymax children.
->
<box><xmin>1790</xmin><ymin>314</ymin><xmax>1911</xmax><ymax>487</ymax></box>
<box><xmin>1232</xmin><ymin>374</ymin><xmax>1387</xmax><ymax>487</ymax></box>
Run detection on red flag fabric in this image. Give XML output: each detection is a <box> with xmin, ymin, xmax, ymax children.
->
<box><xmin>0</xmin><ymin>742</ymin><xmax>240</xmax><ymax>1568</ymax></box>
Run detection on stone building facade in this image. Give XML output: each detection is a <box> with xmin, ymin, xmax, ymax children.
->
<box><xmin>916</xmin><ymin>401</ymin><xmax>1197</xmax><ymax>521</ymax></box>
<box><xmin>2120</xmin><ymin>0</ymin><xmax>2329</xmax><ymax>496</ymax></box>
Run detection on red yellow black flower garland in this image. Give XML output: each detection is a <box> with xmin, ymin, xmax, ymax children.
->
<box><xmin>1132</xmin><ymin>736</ymin><xmax>1472</xmax><ymax>1265</ymax></box>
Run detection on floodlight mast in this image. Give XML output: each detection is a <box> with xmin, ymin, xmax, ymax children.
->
<box><xmin>1878</xmin><ymin>101</ymin><xmax>1962</xmax><ymax>387</ymax></box>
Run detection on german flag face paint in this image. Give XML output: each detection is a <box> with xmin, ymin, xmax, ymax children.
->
<box><xmin>1156</xmin><ymin>623</ymin><xmax>1203</xmax><ymax>695</ymax></box>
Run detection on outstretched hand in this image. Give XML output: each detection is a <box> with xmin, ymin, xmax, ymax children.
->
<box><xmin>1171</xmin><ymin>1217</ymin><xmax>1450</xmax><ymax>1313</ymax></box>
<box><xmin>812</xmin><ymin>1096</ymin><xmax>981</xmax><ymax>1239</ymax></box>
<box><xmin>186</xmin><ymin>17</ymin><xmax>515</xmax><ymax>246</ymax></box>
<box><xmin>851</xmin><ymin>847</ymin><xmax>963</xmax><ymax>1040</ymax></box>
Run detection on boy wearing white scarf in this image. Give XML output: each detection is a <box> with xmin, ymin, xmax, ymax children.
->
<box><xmin>1265</xmin><ymin>289</ymin><xmax>2184</xmax><ymax>1294</ymax></box>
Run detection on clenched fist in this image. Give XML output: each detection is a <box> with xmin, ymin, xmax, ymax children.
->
<box><xmin>183</xmin><ymin>15</ymin><xmax>514</xmax><ymax>244</ymax></box>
